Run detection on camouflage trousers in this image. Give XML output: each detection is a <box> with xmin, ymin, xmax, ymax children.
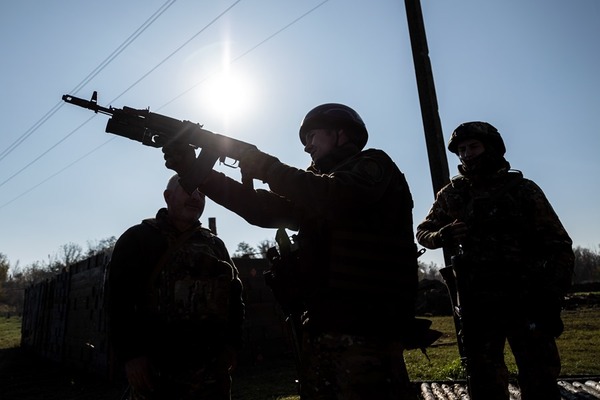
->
<box><xmin>464</xmin><ymin>322</ymin><xmax>561</xmax><ymax>400</ymax></box>
<box><xmin>300</xmin><ymin>331</ymin><xmax>418</xmax><ymax>400</ymax></box>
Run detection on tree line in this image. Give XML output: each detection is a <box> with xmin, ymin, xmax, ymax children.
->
<box><xmin>0</xmin><ymin>237</ymin><xmax>116</xmax><ymax>314</ymax></box>
<box><xmin>230</xmin><ymin>242</ymin><xmax>600</xmax><ymax>284</ymax></box>
<box><xmin>1</xmin><ymin>238</ymin><xmax>599</xmax><ymax>314</ymax></box>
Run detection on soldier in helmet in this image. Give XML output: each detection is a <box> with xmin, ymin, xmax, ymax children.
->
<box><xmin>163</xmin><ymin>103</ymin><xmax>438</xmax><ymax>399</ymax></box>
<box><xmin>416</xmin><ymin>121</ymin><xmax>574</xmax><ymax>400</ymax></box>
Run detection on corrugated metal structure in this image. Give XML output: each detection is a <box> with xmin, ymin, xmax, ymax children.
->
<box><xmin>21</xmin><ymin>252</ymin><xmax>114</xmax><ymax>375</ymax></box>
<box><xmin>20</xmin><ymin>252</ymin><xmax>291</xmax><ymax>377</ymax></box>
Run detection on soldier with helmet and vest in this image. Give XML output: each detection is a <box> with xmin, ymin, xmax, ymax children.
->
<box><xmin>163</xmin><ymin>103</ymin><xmax>438</xmax><ymax>399</ymax></box>
<box><xmin>416</xmin><ymin>122</ymin><xmax>574</xmax><ymax>400</ymax></box>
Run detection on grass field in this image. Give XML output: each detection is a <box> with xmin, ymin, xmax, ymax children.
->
<box><xmin>1</xmin><ymin>305</ymin><xmax>599</xmax><ymax>400</ymax></box>
<box><xmin>0</xmin><ymin>315</ymin><xmax>21</xmax><ymax>349</ymax></box>
<box><xmin>233</xmin><ymin>305</ymin><xmax>600</xmax><ymax>399</ymax></box>
<box><xmin>404</xmin><ymin>306</ymin><xmax>600</xmax><ymax>380</ymax></box>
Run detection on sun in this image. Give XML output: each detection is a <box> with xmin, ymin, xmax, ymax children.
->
<box><xmin>202</xmin><ymin>69</ymin><xmax>254</xmax><ymax>120</ymax></box>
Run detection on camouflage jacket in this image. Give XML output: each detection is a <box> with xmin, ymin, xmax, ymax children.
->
<box><xmin>107</xmin><ymin>208</ymin><xmax>245</xmax><ymax>364</ymax></box>
<box><xmin>416</xmin><ymin>168</ymin><xmax>574</xmax><ymax>301</ymax></box>
<box><xmin>200</xmin><ymin>147</ymin><xmax>419</xmax><ymax>337</ymax></box>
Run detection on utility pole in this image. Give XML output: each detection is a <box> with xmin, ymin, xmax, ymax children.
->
<box><xmin>404</xmin><ymin>0</ymin><xmax>450</xmax><ymax>195</ymax></box>
<box><xmin>404</xmin><ymin>2</ymin><xmax>472</xmax><ymax>394</ymax></box>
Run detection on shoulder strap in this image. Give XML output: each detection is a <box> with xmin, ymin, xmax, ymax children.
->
<box><xmin>493</xmin><ymin>169</ymin><xmax>524</xmax><ymax>200</ymax></box>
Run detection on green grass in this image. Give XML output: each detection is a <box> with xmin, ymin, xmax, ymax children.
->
<box><xmin>0</xmin><ymin>315</ymin><xmax>21</xmax><ymax>349</ymax></box>
<box><xmin>405</xmin><ymin>306</ymin><xmax>600</xmax><ymax>381</ymax></box>
<box><xmin>230</xmin><ymin>306</ymin><xmax>600</xmax><ymax>399</ymax></box>
<box><xmin>404</xmin><ymin>314</ymin><xmax>521</xmax><ymax>381</ymax></box>
<box><xmin>2</xmin><ymin>306</ymin><xmax>599</xmax><ymax>400</ymax></box>
<box><xmin>555</xmin><ymin>307</ymin><xmax>600</xmax><ymax>375</ymax></box>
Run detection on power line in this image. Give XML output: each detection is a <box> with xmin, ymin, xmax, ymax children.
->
<box><xmin>0</xmin><ymin>101</ymin><xmax>65</xmax><ymax>162</ymax></box>
<box><xmin>0</xmin><ymin>0</ymin><xmax>177</xmax><ymax>163</ymax></box>
<box><xmin>0</xmin><ymin>0</ymin><xmax>240</xmax><ymax>183</ymax></box>
<box><xmin>0</xmin><ymin>138</ymin><xmax>115</xmax><ymax>210</ymax></box>
<box><xmin>1</xmin><ymin>0</ymin><xmax>330</xmax><ymax>208</ymax></box>
<box><xmin>0</xmin><ymin>115</ymin><xmax>96</xmax><ymax>189</ymax></box>
<box><xmin>158</xmin><ymin>0</ymin><xmax>330</xmax><ymax>110</ymax></box>
<box><xmin>69</xmin><ymin>0</ymin><xmax>177</xmax><ymax>96</ymax></box>
<box><xmin>112</xmin><ymin>0</ymin><xmax>243</xmax><ymax>105</ymax></box>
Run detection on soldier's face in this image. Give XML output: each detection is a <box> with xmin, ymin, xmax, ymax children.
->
<box><xmin>457</xmin><ymin>139</ymin><xmax>485</xmax><ymax>163</ymax></box>
<box><xmin>165</xmin><ymin>184</ymin><xmax>206</xmax><ymax>224</ymax></box>
<box><xmin>303</xmin><ymin>128</ymin><xmax>345</xmax><ymax>162</ymax></box>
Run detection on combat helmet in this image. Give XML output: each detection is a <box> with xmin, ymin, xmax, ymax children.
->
<box><xmin>447</xmin><ymin>121</ymin><xmax>506</xmax><ymax>156</ymax></box>
<box><xmin>299</xmin><ymin>103</ymin><xmax>368</xmax><ymax>150</ymax></box>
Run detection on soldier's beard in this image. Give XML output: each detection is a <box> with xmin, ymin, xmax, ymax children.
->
<box><xmin>312</xmin><ymin>142</ymin><xmax>360</xmax><ymax>174</ymax></box>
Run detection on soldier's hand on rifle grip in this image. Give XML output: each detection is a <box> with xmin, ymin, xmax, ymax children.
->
<box><xmin>162</xmin><ymin>141</ymin><xmax>196</xmax><ymax>175</ymax></box>
<box><xmin>439</xmin><ymin>220</ymin><xmax>468</xmax><ymax>246</ymax></box>
<box><xmin>239</xmin><ymin>148</ymin><xmax>279</xmax><ymax>183</ymax></box>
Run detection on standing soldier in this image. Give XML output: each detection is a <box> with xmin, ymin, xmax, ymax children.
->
<box><xmin>164</xmin><ymin>103</ymin><xmax>439</xmax><ymax>399</ymax></box>
<box><xmin>107</xmin><ymin>174</ymin><xmax>245</xmax><ymax>400</ymax></box>
<box><xmin>416</xmin><ymin>121</ymin><xmax>574</xmax><ymax>400</ymax></box>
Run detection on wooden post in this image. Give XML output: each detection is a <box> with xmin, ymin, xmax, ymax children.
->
<box><xmin>404</xmin><ymin>0</ymin><xmax>450</xmax><ymax>195</ymax></box>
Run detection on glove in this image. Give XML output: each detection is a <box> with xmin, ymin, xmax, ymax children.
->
<box><xmin>162</xmin><ymin>141</ymin><xmax>196</xmax><ymax>176</ymax></box>
<box><xmin>439</xmin><ymin>220</ymin><xmax>468</xmax><ymax>246</ymax></box>
<box><xmin>238</xmin><ymin>148</ymin><xmax>279</xmax><ymax>183</ymax></box>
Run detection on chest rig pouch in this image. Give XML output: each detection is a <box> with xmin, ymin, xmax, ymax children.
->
<box><xmin>147</xmin><ymin>230</ymin><xmax>234</xmax><ymax>327</ymax></box>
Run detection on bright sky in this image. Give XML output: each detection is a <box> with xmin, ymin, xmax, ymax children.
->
<box><xmin>1</xmin><ymin>1</ymin><xmax>598</xmax><ymax>273</ymax></box>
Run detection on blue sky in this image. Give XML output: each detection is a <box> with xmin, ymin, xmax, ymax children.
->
<box><xmin>1</xmin><ymin>0</ymin><xmax>598</xmax><ymax>272</ymax></box>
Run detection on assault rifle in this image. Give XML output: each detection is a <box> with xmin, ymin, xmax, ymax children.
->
<box><xmin>439</xmin><ymin>249</ymin><xmax>473</xmax><ymax>394</ymax></box>
<box><xmin>62</xmin><ymin>91</ymin><xmax>258</xmax><ymax>187</ymax></box>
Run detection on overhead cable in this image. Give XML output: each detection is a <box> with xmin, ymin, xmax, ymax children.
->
<box><xmin>0</xmin><ymin>0</ymin><xmax>177</xmax><ymax>162</ymax></box>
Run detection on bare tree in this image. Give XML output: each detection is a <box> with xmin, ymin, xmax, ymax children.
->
<box><xmin>233</xmin><ymin>242</ymin><xmax>257</xmax><ymax>258</ymax></box>
<box><xmin>56</xmin><ymin>242</ymin><xmax>84</xmax><ymax>271</ymax></box>
<box><xmin>256</xmin><ymin>239</ymin><xmax>277</xmax><ymax>258</ymax></box>
<box><xmin>0</xmin><ymin>253</ymin><xmax>9</xmax><ymax>303</ymax></box>
<box><xmin>2</xmin><ymin>261</ymin><xmax>56</xmax><ymax>313</ymax></box>
<box><xmin>573</xmin><ymin>245</ymin><xmax>600</xmax><ymax>284</ymax></box>
<box><xmin>86</xmin><ymin>236</ymin><xmax>117</xmax><ymax>257</ymax></box>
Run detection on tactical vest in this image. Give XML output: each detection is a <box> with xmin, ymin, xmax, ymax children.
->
<box><xmin>145</xmin><ymin>227</ymin><xmax>234</xmax><ymax>328</ymax></box>
<box><xmin>450</xmin><ymin>170</ymin><xmax>538</xmax><ymax>301</ymax></box>
<box><xmin>328</xmin><ymin>229</ymin><xmax>418</xmax><ymax>301</ymax></box>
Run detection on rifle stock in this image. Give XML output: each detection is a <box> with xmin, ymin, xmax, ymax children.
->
<box><xmin>440</xmin><ymin>254</ymin><xmax>473</xmax><ymax>394</ymax></box>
